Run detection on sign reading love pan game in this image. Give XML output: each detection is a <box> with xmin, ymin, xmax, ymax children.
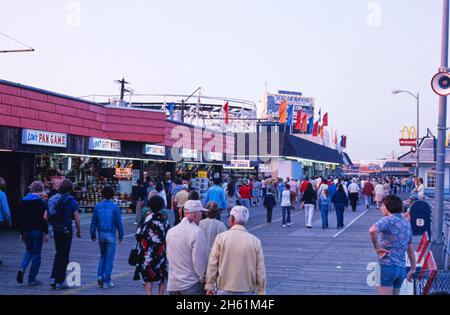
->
<box><xmin>22</xmin><ymin>129</ymin><xmax>67</xmax><ymax>148</ymax></box>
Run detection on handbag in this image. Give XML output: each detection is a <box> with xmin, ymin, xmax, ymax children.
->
<box><xmin>128</xmin><ymin>243</ymin><xmax>139</xmax><ymax>266</ymax></box>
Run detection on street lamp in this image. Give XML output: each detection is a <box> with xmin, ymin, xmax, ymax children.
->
<box><xmin>392</xmin><ymin>90</ymin><xmax>420</xmax><ymax>179</ymax></box>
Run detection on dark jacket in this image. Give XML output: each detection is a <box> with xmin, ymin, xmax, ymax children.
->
<box><xmin>16</xmin><ymin>194</ymin><xmax>48</xmax><ymax>234</ymax></box>
<box><xmin>301</xmin><ymin>190</ymin><xmax>317</xmax><ymax>205</ymax></box>
<box><xmin>134</xmin><ymin>185</ymin><xmax>146</xmax><ymax>201</ymax></box>
<box><xmin>263</xmin><ymin>193</ymin><xmax>276</xmax><ymax>209</ymax></box>
<box><xmin>332</xmin><ymin>191</ymin><xmax>349</xmax><ymax>207</ymax></box>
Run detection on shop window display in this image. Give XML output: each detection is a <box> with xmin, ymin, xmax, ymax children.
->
<box><xmin>34</xmin><ymin>154</ymin><xmax>134</xmax><ymax>213</ymax></box>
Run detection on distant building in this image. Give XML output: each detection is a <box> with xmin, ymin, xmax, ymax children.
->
<box><xmin>398</xmin><ymin>136</ymin><xmax>450</xmax><ymax>193</ymax></box>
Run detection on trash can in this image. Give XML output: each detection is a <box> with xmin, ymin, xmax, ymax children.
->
<box><xmin>414</xmin><ymin>270</ymin><xmax>450</xmax><ymax>295</ymax></box>
<box><xmin>409</xmin><ymin>201</ymin><xmax>431</xmax><ymax>236</ymax></box>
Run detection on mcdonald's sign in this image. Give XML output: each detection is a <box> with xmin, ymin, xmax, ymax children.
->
<box><xmin>399</xmin><ymin>126</ymin><xmax>417</xmax><ymax>146</ymax></box>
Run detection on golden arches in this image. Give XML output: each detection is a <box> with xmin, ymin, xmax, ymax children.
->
<box><xmin>401</xmin><ymin>126</ymin><xmax>417</xmax><ymax>139</ymax></box>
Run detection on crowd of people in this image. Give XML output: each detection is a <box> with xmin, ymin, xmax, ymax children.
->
<box><xmin>0</xmin><ymin>173</ymin><xmax>427</xmax><ymax>295</ymax></box>
<box><xmin>0</xmin><ymin>176</ymin><xmax>266</xmax><ymax>295</ymax></box>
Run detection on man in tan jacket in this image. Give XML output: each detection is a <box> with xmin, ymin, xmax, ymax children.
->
<box><xmin>205</xmin><ymin>206</ymin><xmax>266</xmax><ymax>295</ymax></box>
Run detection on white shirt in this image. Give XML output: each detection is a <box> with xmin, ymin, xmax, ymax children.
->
<box><xmin>281</xmin><ymin>190</ymin><xmax>291</xmax><ymax>207</ymax></box>
<box><xmin>375</xmin><ymin>184</ymin><xmax>384</xmax><ymax>195</ymax></box>
<box><xmin>166</xmin><ymin>218</ymin><xmax>208</xmax><ymax>292</ymax></box>
<box><xmin>348</xmin><ymin>183</ymin><xmax>360</xmax><ymax>193</ymax></box>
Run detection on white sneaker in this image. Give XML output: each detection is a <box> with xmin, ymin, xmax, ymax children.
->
<box><xmin>282</xmin><ymin>224</ymin><xmax>287</xmax><ymax>228</ymax></box>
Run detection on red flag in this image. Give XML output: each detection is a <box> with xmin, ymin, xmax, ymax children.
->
<box><xmin>343</xmin><ymin>135</ymin><xmax>347</xmax><ymax>148</ymax></box>
<box><xmin>334</xmin><ymin>131</ymin><xmax>338</xmax><ymax>145</ymax></box>
<box><xmin>312</xmin><ymin>121</ymin><xmax>319</xmax><ymax>137</ymax></box>
<box><xmin>224</xmin><ymin>102</ymin><xmax>229</xmax><ymax>125</ymax></box>
<box><xmin>295</xmin><ymin>109</ymin><xmax>302</xmax><ymax>130</ymax></box>
<box><xmin>323</xmin><ymin>113</ymin><xmax>328</xmax><ymax>127</ymax></box>
<box><xmin>279</xmin><ymin>100</ymin><xmax>287</xmax><ymax>124</ymax></box>
<box><xmin>301</xmin><ymin>114</ymin><xmax>308</xmax><ymax>132</ymax></box>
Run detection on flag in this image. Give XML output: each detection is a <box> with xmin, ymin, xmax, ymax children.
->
<box><xmin>302</xmin><ymin>113</ymin><xmax>308</xmax><ymax>132</ymax></box>
<box><xmin>313</xmin><ymin>121</ymin><xmax>319</xmax><ymax>137</ymax></box>
<box><xmin>323</xmin><ymin>113</ymin><xmax>328</xmax><ymax>127</ymax></box>
<box><xmin>286</xmin><ymin>105</ymin><xmax>293</xmax><ymax>126</ymax></box>
<box><xmin>320</xmin><ymin>125</ymin><xmax>324</xmax><ymax>138</ymax></box>
<box><xmin>279</xmin><ymin>100</ymin><xmax>287</xmax><ymax>124</ymax></box>
<box><xmin>167</xmin><ymin>102</ymin><xmax>175</xmax><ymax>119</ymax></box>
<box><xmin>318</xmin><ymin>109</ymin><xmax>322</xmax><ymax>123</ymax></box>
<box><xmin>334</xmin><ymin>131</ymin><xmax>338</xmax><ymax>145</ymax></box>
<box><xmin>307</xmin><ymin>116</ymin><xmax>314</xmax><ymax>134</ymax></box>
<box><xmin>224</xmin><ymin>101</ymin><xmax>229</xmax><ymax>125</ymax></box>
<box><xmin>295</xmin><ymin>108</ymin><xmax>302</xmax><ymax>130</ymax></box>
<box><xmin>340</xmin><ymin>135</ymin><xmax>347</xmax><ymax>148</ymax></box>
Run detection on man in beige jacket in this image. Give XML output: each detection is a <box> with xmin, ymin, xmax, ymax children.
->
<box><xmin>205</xmin><ymin>206</ymin><xmax>266</xmax><ymax>295</ymax></box>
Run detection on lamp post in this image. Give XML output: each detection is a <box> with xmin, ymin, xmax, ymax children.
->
<box><xmin>392</xmin><ymin>90</ymin><xmax>420</xmax><ymax>179</ymax></box>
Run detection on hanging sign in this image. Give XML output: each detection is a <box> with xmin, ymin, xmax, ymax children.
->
<box><xmin>89</xmin><ymin>138</ymin><xmax>121</xmax><ymax>152</ymax></box>
<box><xmin>22</xmin><ymin>129</ymin><xmax>67</xmax><ymax>148</ymax></box>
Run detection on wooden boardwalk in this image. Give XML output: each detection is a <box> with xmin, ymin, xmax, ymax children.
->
<box><xmin>0</xmin><ymin>201</ymin><xmax>392</xmax><ymax>295</ymax></box>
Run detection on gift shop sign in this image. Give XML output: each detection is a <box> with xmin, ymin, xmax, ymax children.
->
<box><xmin>22</xmin><ymin>129</ymin><xmax>67</xmax><ymax>148</ymax></box>
<box><xmin>89</xmin><ymin>138</ymin><xmax>121</xmax><ymax>152</ymax></box>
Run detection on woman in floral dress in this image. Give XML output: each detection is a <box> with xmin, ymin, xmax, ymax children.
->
<box><xmin>135</xmin><ymin>195</ymin><xmax>170</xmax><ymax>295</ymax></box>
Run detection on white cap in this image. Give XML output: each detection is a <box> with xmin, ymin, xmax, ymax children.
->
<box><xmin>184</xmin><ymin>200</ymin><xmax>207</xmax><ymax>213</ymax></box>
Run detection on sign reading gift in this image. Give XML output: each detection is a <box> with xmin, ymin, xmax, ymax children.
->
<box><xmin>144</xmin><ymin>144</ymin><xmax>166</xmax><ymax>156</ymax></box>
<box><xmin>22</xmin><ymin>129</ymin><xmax>67</xmax><ymax>148</ymax></box>
<box><xmin>89</xmin><ymin>137</ymin><xmax>121</xmax><ymax>152</ymax></box>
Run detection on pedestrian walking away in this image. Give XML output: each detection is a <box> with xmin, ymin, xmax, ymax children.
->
<box><xmin>46</xmin><ymin>179</ymin><xmax>81</xmax><ymax>290</ymax></box>
<box><xmin>16</xmin><ymin>181</ymin><xmax>49</xmax><ymax>286</ymax></box>
<box><xmin>332</xmin><ymin>184</ymin><xmax>348</xmax><ymax>229</ymax></box>
<box><xmin>134</xmin><ymin>195</ymin><xmax>170</xmax><ymax>295</ymax></box>
<box><xmin>348</xmin><ymin>179</ymin><xmax>360</xmax><ymax>212</ymax></box>
<box><xmin>300</xmin><ymin>183</ymin><xmax>317</xmax><ymax>229</ymax></box>
<box><xmin>0</xmin><ymin>177</ymin><xmax>12</xmax><ymax>268</ymax></box>
<box><xmin>319</xmin><ymin>188</ymin><xmax>330</xmax><ymax>229</ymax></box>
<box><xmin>199</xmin><ymin>202</ymin><xmax>227</xmax><ymax>258</ymax></box>
<box><xmin>203</xmin><ymin>178</ymin><xmax>227</xmax><ymax>220</ymax></box>
<box><xmin>90</xmin><ymin>185</ymin><xmax>124</xmax><ymax>289</ymax></box>
<box><xmin>281</xmin><ymin>184</ymin><xmax>292</xmax><ymax>228</ymax></box>
<box><xmin>205</xmin><ymin>206</ymin><xmax>266</xmax><ymax>295</ymax></box>
<box><xmin>166</xmin><ymin>200</ymin><xmax>208</xmax><ymax>295</ymax></box>
<box><xmin>133</xmin><ymin>179</ymin><xmax>146</xmax><ymax>225</ymax></box>
<box><xmin>263</xmin><ymin>188</ymin><xmax>276</xmax><ymax>223</ymax></box>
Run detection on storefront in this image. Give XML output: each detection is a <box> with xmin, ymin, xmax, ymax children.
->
<box><xmin>223</xmin><ymin>160</ymin><xmax>258</xmax><ymax>184</ymax></box>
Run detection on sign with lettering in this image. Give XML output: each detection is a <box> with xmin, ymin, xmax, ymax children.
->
<box><xmin>267</xmin><ymin>91</ymin><xmax>315</xmax><ymax>119</ymax></box>
<box><xmin>230</xmin><ymin>160</ymin><xmax>251</xmax><ymax>168</ymax></box>
<box><xmin>115</xmin><ymin>167</ymin><xmax>132</xmax><ymax>179</ymax></box>
<box><xmin>144</xmin><ymin>144</ymin><xmax>166</xmax><ymax>156</ymax></box>
<box><xmin>89</xmin><ymin>138</ymin><xmax>121</xmax><ymax>152</ymax></box>
<box><xmin>181</xmin><ymin>148</ymin><xmax>198</xmax><ymax>159</ymax></box>
<box><xmin>22</xmin><ymin>129</ymin><xmax>67</xmax><ymax>148</ymax></box>
<box><xmin>206</xmin><ymin>151</ymin><xmax>223</xmax><ymax>161</ymax></box>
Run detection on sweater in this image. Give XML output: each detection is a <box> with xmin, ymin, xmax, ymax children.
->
<box><xmin>17</xmin><ymin>194</ymin><xmax>48</xmax><ymax>234</ymax></box>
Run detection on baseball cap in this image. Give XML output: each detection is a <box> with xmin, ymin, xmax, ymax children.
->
<box><xmin>184</xmin><ymin>200</ymin><xmax>207</xmax><ymax>213</ymax></box>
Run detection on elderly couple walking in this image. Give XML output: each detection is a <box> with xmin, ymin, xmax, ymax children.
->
<box><xmin>165</xmin><ymin>200</ymin><xmax>266</xmax><ymax>295</ymax></box>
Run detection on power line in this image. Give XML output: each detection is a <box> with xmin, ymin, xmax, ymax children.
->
<box><xmin>0</xmin><ymin>31</ymin><xmax>35</xmax><ymax>53</ymax></box>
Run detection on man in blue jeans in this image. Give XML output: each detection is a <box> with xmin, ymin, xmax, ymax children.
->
<box><xmin>369</xmin><ymin>195</ymin><xmax>416</xmax><ymax>295</ymax></box>
<box><xmin>90</xmin><ymin>185</ymin><xmax>124</xmax><ymax>289</ymax></box>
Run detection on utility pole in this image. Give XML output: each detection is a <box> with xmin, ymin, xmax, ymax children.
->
<box><xmin>115</xmin><ymin>77</ymin><xmax>129</xmax><ymax>101</ymax></box>
<box><xmin>433</xmin><ymin>0</ymin><xmax>449</xmax><ymax>269</ymax></box>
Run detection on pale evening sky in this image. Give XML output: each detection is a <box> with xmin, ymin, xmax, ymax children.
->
<box><xmin>0</xmin><ymin>0</ymin><xmax>445</xmax><ymax>162</ymax></box>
